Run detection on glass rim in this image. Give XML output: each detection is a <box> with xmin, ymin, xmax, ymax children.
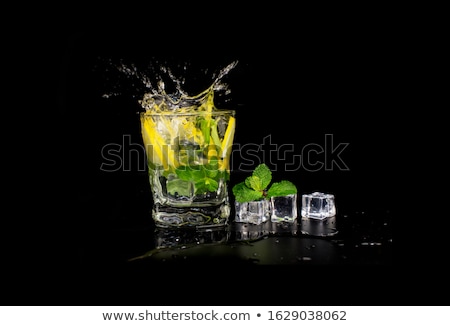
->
<box><xmin>140</xmin><ymin>109</ymin><xmax>236</xmax><ymax>117</ymax></box>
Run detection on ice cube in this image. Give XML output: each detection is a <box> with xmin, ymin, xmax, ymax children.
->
<box><xmin>270</xmin><ymin>194</ymin><xmax>298</xmax><ymax>223</ymax></box>
<box><xmin>301</xmin><ymin>192</ymin><xmax>336</xmax><ymax>220</ymax></box>
<box><xmin>234</xmin><ymin>200</ymin><xmax>270</xmax><ymax>225</ymax></box>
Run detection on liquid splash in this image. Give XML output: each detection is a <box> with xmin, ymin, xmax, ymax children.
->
<box><xmin>139</xmin><ymin>60</ymin><xmax>238</xmax><ymax>113</ymax></box>
<box><xmin>100</xmin><ymin>58</ymin><xmax>239</xmax><ymax>112</ymax></box>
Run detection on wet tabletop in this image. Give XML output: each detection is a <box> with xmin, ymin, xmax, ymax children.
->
<box><xmin>76</xmin><ymin>208</ymin><xmax>392</xmax><ymax>268</ymax></box>
<box><xmin>57</xmin><ymin>171</ymin><xmax>392</xmax><ymax>271</ymax></box>
<box><xmin>142</xmin><ymin>212</ymin><xmax>391</xmax><ymax>266</ymax></box>
<box><xmin>52</xmin><ymin>201</ymin><xmax>393</xmax><ymax>305</ymax></box>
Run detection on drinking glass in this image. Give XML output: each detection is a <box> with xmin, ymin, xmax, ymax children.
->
<box><xmin>140</xmin><ymin>110</ymin><xmax>236</xmax><ymax>228</ymax></box>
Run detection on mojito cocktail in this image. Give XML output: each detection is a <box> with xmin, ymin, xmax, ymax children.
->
<box><xmin>140</xmin><ymin>84</ymin><xmax>236</xmax><ymax>228</ymax></box>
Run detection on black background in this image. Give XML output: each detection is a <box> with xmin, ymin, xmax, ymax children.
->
<box><xmin>57</xmin><ymin>22</ymin><xmax>397</xmax><ymax>208</ymax></box>
<box><xmin>9</xmin><ymin>7</ymin><xmax>407</xmax><ymax>307</ymax></box>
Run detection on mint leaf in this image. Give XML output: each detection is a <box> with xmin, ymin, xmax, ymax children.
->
<box><xmin>176</xmin><ymin>165</ymin><xmax>204</xmax><ymax>180</ymax></box>
<box><xmin>166</xmin><ymin>178</ymin><xmax>193</xmax><ymax>197</ymax></box>
<box><xmin>232</xmin><ymin>163</ymin><xmax>297</xmax><ymax>202</ymax></box>
<box><xmin>252</xmin><ymin>163</ymin><xmax>272</xmax><ymax>190</ymax></box>
<box><xmin>232</xmin><ymin>182</ymin><xmax>264</xmax><ymax>203</ymax></box>
<box><xmin>245</xmin><ymin>175</ymin><xmax>262</xmax><ymax>191</ymax></box>
<box><xmin>175</xmin><ymin>165</ymin><xmax>221</xmax><ymax>195</ymax></box>
<box><xmin>195</xmin><ymin>177</ymin><xmax>219</xmax><ymax>193</ymax></box>
<box><xmin>243</xmin><ymin>164</ymin><xmax>272</xmax><ymax>191</ymax></box>
<box><xmin>205</xmin><ymin>158</ymin><xmax>219</xmax><ymax>178</ymax></box>
<box><xmin>267</xmin><ymin>180</ymin><xmax>297</xmax><ymax>198</ymax></box>
<box><xmin>174</xmin><ymin>167</ymin><xmax>190</xmax><ymax>180</ymax></box>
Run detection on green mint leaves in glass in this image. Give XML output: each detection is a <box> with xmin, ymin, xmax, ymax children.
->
<box><xmin>140</xmin><ymin>62</ymin><xmax>237</xmax><ymax>228</ymax></box>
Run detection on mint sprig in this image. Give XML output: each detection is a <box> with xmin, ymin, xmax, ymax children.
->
<box><xmin>231</xmin><ymin>181</ymin><xmax>264</xmax><ymax>203</ymax></box>
<box><xmin>232</xmin><ymin>163</ymin><xmax>297</xmax><ymax>203</ymax></box>
<box><xmin>245</xmin><ymin>163</ymin><xmax>272</xmax><ymax>192</ymax></box>
<box><xmin>168</xmin><ymin>161</ymin><xmax>228</xmax><ymax>196</ymax></box>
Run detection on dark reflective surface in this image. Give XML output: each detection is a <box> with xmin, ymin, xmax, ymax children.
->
<box><xmin>27</xmin><ymin>22</ymin><xmax>406</xmax><ymax>306</ymax></box>
<box><xmin>33</xmin><ymin>186</ymin><xmax>394</xmax><ymax>306</ymax></box>
<box><xmin>127</xmin><ymin>210</ymin><xmax>391</xmax><ymax>266</ymax></box>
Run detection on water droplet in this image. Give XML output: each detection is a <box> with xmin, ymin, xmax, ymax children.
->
<box><xmin>360</xmin><ymin>242</ymin><xmax>382</xmax><ymax>246</ymax></box>
<box><xmin>297</xmin><ymin>256</ymin><xmax>312</xmax><ymax>261</ymax></box>
<box><xmin>332</xmin><ymin>240</ymin><xmax>345</xmax><ymax>246</ymax></box>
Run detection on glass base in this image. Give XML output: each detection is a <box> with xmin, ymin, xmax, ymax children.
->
<box><xmin>152</xmin><ymin>202</ymin><xmax>231</xmax><ymax>228</ymax></box>
<box><xmin>154</xmin><ymin>226</ymin><xmax>230</xmax><ymax>248</ymax></box>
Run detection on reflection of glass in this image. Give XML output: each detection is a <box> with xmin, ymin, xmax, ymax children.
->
<box><xmin>154</xmin><ymin>226</ymin><xmax>230</xmax><ymax>249</ymax></box>
<box><xmin>140</xmin><ymin>110</ymin><xmax>236</xmax><ymax>228</ymax></box>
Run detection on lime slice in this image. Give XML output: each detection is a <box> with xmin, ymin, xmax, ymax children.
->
<box><xmin>219</xmin><ymin>116</ymin><xmax>236</xmax><ymax>171</ymax></box>
<box><xmin>141</xmin><ymin>117</ymin><xmax>164</xmax><ymax>168</ymax></box>
<box><xmin>207</xmin><ymin>136</ymin><xmax>219</xmax><ymax>162</ymax></box>
<box><xmin>141</xmin><ymin>115</ymin><xmax>178</xmax><ymax>170</ymax></box>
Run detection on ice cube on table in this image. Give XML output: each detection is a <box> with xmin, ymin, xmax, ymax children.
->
<box><xmin>234</xmin><ymin>200</ymin><xmax>270</xmax><ymax>225</ymax></box>
<box><xmin>301</xmin><ymin>192</ymin><xmax>336</xmax><ymax>220</ymax></box>
<box><xmin>270</xmin><ymin>194</ymin><xmax>298</xmax><ymax>223</ymax></box>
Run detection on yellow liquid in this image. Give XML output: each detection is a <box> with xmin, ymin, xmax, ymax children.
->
<box><xmin>139</xmin><ymin>62</ymin><xmax>237</xmax><ymax>199</ymax></box>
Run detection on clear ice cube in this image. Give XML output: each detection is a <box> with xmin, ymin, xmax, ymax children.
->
<box><xmin>270</xmin><ymin>194</ymin><xmax>298</xmax><ymax>223</ymax></box>
<box><xmin>234</xmin><ymin>200</ymin><xmax>270</xmax><ymax>225</ymax></box>
<box><xmin>301</xmin><ymin>192</ymin><xmax>336</xmax><ymax>220</ymax></box>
